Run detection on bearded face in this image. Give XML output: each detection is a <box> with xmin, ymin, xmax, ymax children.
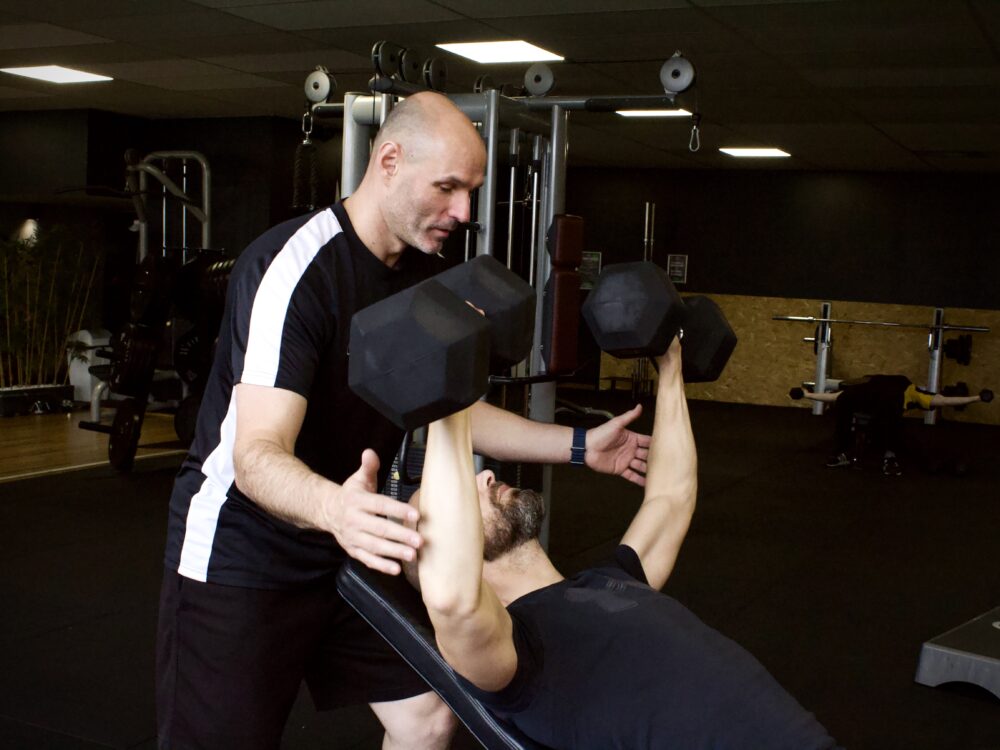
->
<box><xmin>481</xmin><ymin>481</ymin><xmax>546</xmax><ymax>562</ymax></box>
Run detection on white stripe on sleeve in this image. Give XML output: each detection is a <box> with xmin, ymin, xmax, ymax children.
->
<box><xmin>241</xmin><ymin>209</ymin><xmax>342</xmax><ymax>386</ymax></box>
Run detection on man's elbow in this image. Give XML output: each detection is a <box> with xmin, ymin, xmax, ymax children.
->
<box><xmin>421</xmin><ymin>585</ymin><xmax>481</xmax><ymax>621</ymax></box>
<box><xmin>232</xmin><ymin>435</ymin><xmax>279</xmax><ymax>494</ymax></box>
<box><xmin>231</xmin><ymin>438</ymin><xmax>259</xmax><ymax>491</ymax></box>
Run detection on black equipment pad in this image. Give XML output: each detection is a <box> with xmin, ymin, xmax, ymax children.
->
<box><xmin>335</xmin><ymin>561</ymin><xmax>552</xmax><ymax>750</ymax></box>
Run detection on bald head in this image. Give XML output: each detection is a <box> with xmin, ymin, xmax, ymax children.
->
<box><xmin>372</xmin><ymin>91</ymin><xmax>482</xmax><ymax>166</ymax></box>
<box><xmin>347</xmin><ymin>91</ymin><xmax>486</xmax><ymax>259</ymax></box>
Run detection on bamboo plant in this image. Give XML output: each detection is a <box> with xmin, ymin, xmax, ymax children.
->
<box><xmin>0</xmin><ymin>224</ymin><xmax>102</xmax><ymax>390</ymax></box>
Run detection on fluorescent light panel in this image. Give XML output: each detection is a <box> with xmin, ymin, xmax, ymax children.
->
<box><xmin>720</xmin><ymin>147</ymin><xmax>790</xmax><ymax>158</ymax></box>
<box><xmin>1</xmin><ymin>65</ymin><xmax>112</xmax><ymax>83</ymax></box>
<box><xmin>436</xmin><ymin>41</ymin><xmax>563</xmax><ymax>64</ymax></box>
<box><xmin>617</xmin><ymin>109</ymin><xmax>691</xmax><ymax>118</ymax></box>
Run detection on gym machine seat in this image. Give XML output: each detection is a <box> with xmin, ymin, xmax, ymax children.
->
<box><xmin>336</xmin><ymin>561</ymin><xmax>553</xmax><ymax>750</ymax></box>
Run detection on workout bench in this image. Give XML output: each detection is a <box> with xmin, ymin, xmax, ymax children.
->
<box><xmin>336</xmin><ymin>561</ymin><xmax>552</xmax><ymax>750</ymax></box>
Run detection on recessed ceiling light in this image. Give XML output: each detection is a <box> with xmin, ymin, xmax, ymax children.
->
<box><xmin>0</xmin><ymin>65</ymin><xmax>112</xmax><ymax>83</ymax></box>
<box><xmin>720</xmin><ymin>147</ymin><xmax>790</xmax><ymax>158</ymax></box>
<box><xmin>616</xmin><ymin>109</ymin><xmax>692</xmax><ymax>118</ymax></box>
<box><xmin>436</xmin><ymin>41</ymin><xmax>563</xmax><ymax>64</ymax></box>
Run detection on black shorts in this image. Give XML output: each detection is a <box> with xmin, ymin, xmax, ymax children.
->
<box><xmin>155</xmin><ymin>568</ymin><xmax>429</xmax><ymax>750</ymax></box>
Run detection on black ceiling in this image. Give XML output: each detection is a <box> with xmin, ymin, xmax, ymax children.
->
<box><xmin>1</xmin><ymin>0</ymin><xmax>999</xmax><ymax>171</ymax></box>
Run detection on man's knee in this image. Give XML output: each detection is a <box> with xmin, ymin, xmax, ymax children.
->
<box><xmin>372</xmin><ymin>691</ymin><xmax>457</xmax><ymax>750</ymax></box>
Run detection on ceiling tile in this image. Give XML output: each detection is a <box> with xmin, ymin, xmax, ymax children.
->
<box><xmin>187</xmin><ymin>0</ymin><xmax>304</xmax><ymax>6</ymax></box>
<box><xmin>2</xmin><ymin>0</ymin><xmax>194</xmax><ymax>24</ymax></box>
<box><xmin>0</xmin><ymin>41</ymin><xmax>163</xmax><ymax>69</ymax></box>
<box><xmin>551</xmin><ymin>29</ymin><xmax>752</xmax><ymax>64</ymax></box>
<box><xmin>434</xmin><ymin>0</ymin><xmax>691</xmax><ymax>18</ymax></box>
<box><xmin>0</xmin><ymin>22</ymin><xmax>109</xmax><ymax>50</ymax></box>
<box><xmin>155</xmin><ymin>72</ymin><xmax>287</xmax><ymax>91</ymax></box>
<box><xmin>300</xmin><ymin>19</ymin><xmax>497</xmax><ymax>54</ymax></box>
<box><xmin>484</xmin><ymin>9</ymin><xmax>717</xmax><ymax>40</ymax></box>
<box><xmin>224</xmin><ymin>0</ymin><xmax>461</xmax><ymax>31</ymax></box>
<box><xmin>145</xmin><ymin>31</ymin><xmax>326</xmax><ymax>58</ymax></box>
<box><xmin>70</xmin><ymin>10</ymin><xmax>270</xmax><ymax>41</ymax></box>
<box><xmin>204</xmin><ymin>48</ymin><xmax>369</xmax><ymax>73</ymax></box>
<box><xmin>0</xmin><ymin>84</ymin><xmax>47</xmax><ymax>99</ymax></box>
<box><xmin>95</xmin><ymin>58</ymin><xmax>242</xmax><ymax>79</ymax></box>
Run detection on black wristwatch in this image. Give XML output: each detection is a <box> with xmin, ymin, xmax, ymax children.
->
<box><xmin>570</xmin><ymin>427</ymin><xmax>587</xmax><ymax>466</ymax></box>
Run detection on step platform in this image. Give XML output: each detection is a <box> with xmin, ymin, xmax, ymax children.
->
<box><xmin>915</xmin><ymin>606</ymin><xmax>1000</xmax><ymax>700</ymax></box>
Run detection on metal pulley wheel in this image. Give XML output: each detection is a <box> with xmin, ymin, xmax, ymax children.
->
<box><xmin>524</xmin><ymin>63</ymin><xmax>554</xmax><ymax>96</ymax></box>
<box><xmin>660</xmin><ymin>52</ymin><xmax>695</xmax><ymax>93</ymax></box>
<box><xmin>372</xmin><ymin>41</ymin><xmax>404</xmax><ymax>78</ymax></box>
<box><xmin>400</xmin><ymin>48</ymin><xmax>423</xmax><ymax>83</ymax></box>
<box><xmin>473</xmin><ymin>74</ymin><xmax>495</xmax><ymax>93</ymax></box>
<box><xmin>304</xmin><ymin>66</ymin><xmax>333</xmax><ymax>103</ymax></box>
<box><xmin>423</xmin><ymin>57</ymin><xmax>447</xmax><ymax>91</ymax></box>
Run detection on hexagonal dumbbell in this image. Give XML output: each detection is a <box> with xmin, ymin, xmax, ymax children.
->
<box><xmin>581</xmin><ymin>261</ymin><xmax>737</xmax><ymax>382</ymax></box>
<box><xmin>434</xmin><ymin>255</ymin><xmax>536</xmax><ymax>372</ymax></box>
<box><xmin>348</xmin><ymin>280</ymin><xmax>491</xmax><ymax>431</ymax></box>
<box><xmin>678</xmin><ymin>295</ymin><xmax>738</xmax><ymax>383</ymax></box>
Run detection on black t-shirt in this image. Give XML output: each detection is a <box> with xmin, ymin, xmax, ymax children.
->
<box><xmin>164</xmin><ymin>203</ymin><xmax>443</xmax><ymax>588</ymax></box>
<box><xmin>839</xmin><ymin>374</ymin><xmax>913</xmax><ymax>414</ymax></box>
<box><xmin>464</xmin><ymin>545</ymin><xmax>839</xmax><ymax>750</ymax></box>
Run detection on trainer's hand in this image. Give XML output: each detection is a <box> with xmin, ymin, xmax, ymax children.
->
<box><xmin>324</xmin><ymin>449</ymin><xmax>423</xmax><ymax>576</ymax></box>
<box><xmin>585</xmin><ymin>405</ymin><xmax>651</xmax><ymax>487</ymax></box>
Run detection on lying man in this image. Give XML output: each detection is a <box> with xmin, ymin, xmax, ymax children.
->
<box><xmin>791</xmin><ymin>375</ymin><xmax>990</xmax><ymax>475</ymax></box>
<box><xmin>409</xmin><ymin>337</ymin><xmax>840</xmax><ymax>749</ymax></box>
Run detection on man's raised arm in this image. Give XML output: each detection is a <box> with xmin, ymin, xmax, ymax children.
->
<box><xmin>416</xmin><ymin>408</ymin><xmax>518</xmax><ymax>691</ymax></box>
<box><xmin>620</xmin><ymin>337</ymin><xmax>698</xmax><ymax>590</ymax></box>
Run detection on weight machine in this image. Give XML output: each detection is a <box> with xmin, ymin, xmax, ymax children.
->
<box><xmin>80</xmin><ymin>150</ymin><xmax>226</xmax><ymax>471</ymax></box>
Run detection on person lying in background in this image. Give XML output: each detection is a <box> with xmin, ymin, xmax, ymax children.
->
<box><xmin>790</xmin><ymin>375</ymin><xmax>992</xmax><ymax>476</ymax></box>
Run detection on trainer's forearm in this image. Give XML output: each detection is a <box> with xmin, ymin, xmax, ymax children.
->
<box><xmin>233</xmin><ymin>437</ymin><xmax>339</xmax><ymax>531</ymax></box>
<box><xmin>470</xmin><ymin>401</ymin><xmax>573</xmax><ymax>463</ymax></box>
<box><xmin>418</xmin><ymin>410</ymin><xmax>484</xmax><ymax>616</ymax></box>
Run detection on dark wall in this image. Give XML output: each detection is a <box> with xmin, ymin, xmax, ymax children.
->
<box><xmin>566</xmin><ymin>168</ymin><xmax>1000</xmax><ymax>310</ymax></box>
<box><xmin>143</xmin><ymin>116</ymin><xmax>302</xmax><ymax>255</ymax></box>
<box><xmin>1</xmin><ymin>110</ymin><xmax>311</xmax><ymax>333</ymax></box>
<box><xmin>0</xmin><ymin>110</ymin><xmax>305</xmax><ymax>256</ymax></box>
<box><xmin>0</xmin><ymin>111</ymin><xmax>89</xmax><ymax>200</ymax></box>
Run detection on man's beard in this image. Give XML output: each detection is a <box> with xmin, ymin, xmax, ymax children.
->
<box><xmin>483</xmin><ymin>484</ymin><xmax>546</xmax><ymax>562</ymax></box>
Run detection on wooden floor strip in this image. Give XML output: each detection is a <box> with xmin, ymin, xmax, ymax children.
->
<box><xmin>0</xmin><ymin>409</ymin><xmax>185</xmax><ymax>484</ymax></box>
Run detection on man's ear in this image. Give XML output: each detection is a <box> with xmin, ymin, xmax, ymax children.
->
<box><xmin>376</xmin><ymin>140</ymin><xmax>402</xmax><ymax>180</ymax></box>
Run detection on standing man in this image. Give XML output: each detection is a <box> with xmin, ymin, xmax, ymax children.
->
<box><xmin>156</xmin><ymin>92</ymin><xmax>651</xmax><ymax>749</ymax></box>
<box><xmin>412</xmin><ymin>337</ymin><xmax>840</xmax><ymax>748</ymax></box>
